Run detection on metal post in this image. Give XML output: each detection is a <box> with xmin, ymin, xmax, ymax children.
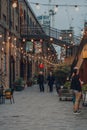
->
<box><xmin>9</xmin><ymin>0</ymin><xmax>12</xmax><ymax>88</ymax></box>
<box><xmin>8</xmin><ymin>0</ymin><xmax>18</xmax><ymax>87</ymax></box>
<box><xmin>0</xmin><ymin>0</ymin><xmax>1</xmax><ymax>19</ymax></box>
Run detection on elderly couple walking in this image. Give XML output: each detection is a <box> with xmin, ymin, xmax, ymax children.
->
<box><xmin>37</xmin><ymin>71</ymin><xmax>55</xmax><ymax>92</ymax></box>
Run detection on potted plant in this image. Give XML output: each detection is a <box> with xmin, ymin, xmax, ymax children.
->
<box><xmin>82</xmin><ymin>84</ymin><xmax>87</xmax><ymax>92</ymax></box>
<box><xmin>13</xmin><ymin>77</ymin><xmax>25</xmax><ymax>91</ymax></box>
<box><xmin>64</xmin><ymin>81</ymin><xmax>71</xmax><ymax>89</ymax></box>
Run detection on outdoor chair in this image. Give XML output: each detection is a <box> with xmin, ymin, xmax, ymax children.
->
<box><xmin>4</xmin><ymin>88</ymin><xmax>15</xmax><ymax>104</ymax></box>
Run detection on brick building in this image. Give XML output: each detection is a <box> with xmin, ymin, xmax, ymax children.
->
<box><xmin>0</xmin><ymin>0</ymin><xmax>57</xmax><ymax>88</ymax></box>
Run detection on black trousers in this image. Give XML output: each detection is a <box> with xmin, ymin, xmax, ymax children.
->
<box><xmin>49</xmin><ymin>84</ymin><xmax>53</xmax><ymax>92</ymax></box>
<box><xmin>39</xmin><ymin>83</ymin><xmax>44</xmax><ymax>92</ymax></box>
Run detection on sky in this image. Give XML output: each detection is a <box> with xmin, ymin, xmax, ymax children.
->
<box><xmin>28</xmin><ymin>0</ymin><xmax>87</xmax><ymax>58</ymax></box>
<box><xmin>28</xmin><ymin>0</ymin><xmax>87</xmax><ymax>36</ymax></box>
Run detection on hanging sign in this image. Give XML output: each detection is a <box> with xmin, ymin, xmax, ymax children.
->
<box><xmin>35</xmin><ymin>42</ymin><xmax>42</xmax><ymax>54</ymax></box>
<box><xmin>26</xmin><ymin>41</ymin><xmax>33</xmax><ymax>52</ymax></box>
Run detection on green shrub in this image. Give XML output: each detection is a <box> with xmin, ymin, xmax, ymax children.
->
<box><xmin>14</xmin><ymin>77</ymin><xmax>25</xmax><ymax>86</ymax></box>
<box><xmin>82</xmin><ymin>84</ymin><xmax>87</xmax><ymax>91</ymax></box>
<box><xmin>64</xmin><ymin>81</ymin><xmax>71</xmax><ymax>89</ymax></box>
<box><xmin>54</xmin><ymin>65</ymin><xmax>71</xmax><ymax>85</ymax></box>
<box><xmin>13</xmin><ymin>77</ymin><xmax>25</xmax><ymax>91</ymax></box>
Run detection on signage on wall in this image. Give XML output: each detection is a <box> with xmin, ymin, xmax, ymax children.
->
<box><xmin>26</xmin><ymin>41</ymin><xmax>33</xmax><ymax>52</ymax></box>
<box><xmin>34</xmin><ymin>42</ymin><xmax>42</xmax><ymax>54</ymax></box>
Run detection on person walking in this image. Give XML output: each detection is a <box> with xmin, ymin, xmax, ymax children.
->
<box><xmin>55</xmin><ymin>78</ymin><xmax>61</xmax><ymax>94</ymax></box>
<box><xmin>47</xmin><ymin>72</ymin><xmax>55</xmax><ymax>92</ymax></box>
<box><xmin>71</xmin><ymin>67</ymin><xmax>82</xmax><ymax>114</ymax></box>
<box><xmin>37</xmin><ymin>71</ymin><xmax>44</xmax><ymax>92</ymax></box>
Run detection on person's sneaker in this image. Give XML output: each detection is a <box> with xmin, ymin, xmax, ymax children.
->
<box><xmin>77</xmin><ymin>110</ymin><xmax>81</xmax><ymax>113</ymax></box>
<box><xmin>73</xmin><ymin>111</ymin><xmax>80</xmax><ymax>114</ymax></box>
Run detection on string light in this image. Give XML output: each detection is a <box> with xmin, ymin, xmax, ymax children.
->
<box><xmin>1</xmin><ymin>47</ymin><xmax>4</xmax><ymax>51</ymax></box>
<box><xmin>48</xmin><ymin>48</ymin><xmax>50</xmax><ymax>51</ymax></box>
<box><xmin>23</xmin><ymin>38</ymin><xmax>26</xmax><ymax>42</ymax></box>
<box><xmin>40</xmin><ymin>39</ymin><xmax>43</xmax><ymax>43</ymax></box>
<box><xmin>15</xmin><ymin>50</ymin><xmax>73</xmax><ymax>70</ymax></box>
<box><xmin>11</xmin><ymin>44</ymin><xmax>14</xmax><ymax>48</ymax></box>
<box><xmin>36</xmin><ymin>3</ymin><xmax>40</xmax><ymax>9</ymax></box>
<box><xmin>31</xmin><ymin>39</ymin><xmax>34</xmax><ymax>42</ymax></box>
<box><xmin>26</xmin><ymin>53</ymin><xmax>61</xmax><ymax>67</ymax></box>
<box><xmin>2</xmin><ymin>41</ymin><xmax>5</xmax><ymax>44</ymax></box>
<box><xmin>8</xmin><ymin>36</ymin><xmax>11</xmax><ymax>40</ymax></box>
<box><xmin>74</xmin><ymin>5</ymin><xmax>79</xmax><ymax>11</ymax></box>
<box><xmin>54</xmin><ymin>5</ymin><xmax>58</xmax><ymax>12</ymax></box>
<box><xmin>50</xmin><ymin>37</ymin><xmax>53</xmax><ymax>41</ymax></box>
<box><xmin>81</xmin><ymin>29</ymin><xmax>84</xmax><ymax>35</ymax></box>
<box><xmin>30</xmin><ymin>2</ymin><xmax>87</xmax><ymax>9</ymax></box>
<box><xmin>12</xmin><ymin>0</ymin><xmax>18</xmax><ymax>8</ymax></box>
<box><xmin>69</xmin><ymin>33</ymin><xmax>72</xmax><ymax>37</ymax></box>
<box><xmin>0</xmin><ymin>34</ymin><xmax>2</xmax><ymax>38</ymax></box>
<box><xmin>14</xmin><ymin>37</ymin><xmax>17</xmax><ymax>41</ymax></box>
<box><xmin>59</xmin><ymin>36</ymin><xmax>62</xmax><ymax>40</ymax></box>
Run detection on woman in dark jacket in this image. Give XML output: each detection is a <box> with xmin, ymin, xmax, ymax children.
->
<box><xmin>38</xmin><ymin>71</ymin><xmax>44</xmax><ymax>92</ymax></box>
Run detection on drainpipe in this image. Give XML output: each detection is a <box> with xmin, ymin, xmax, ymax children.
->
<box><xmin>9</xmin><ymin>0</ymin><xmax>12</xmax><ymax>88</ymax></box>
<box><xmin>0</xmin><ymin>0</ymin><xmax>1</xmax><ymax>19</ymax></box>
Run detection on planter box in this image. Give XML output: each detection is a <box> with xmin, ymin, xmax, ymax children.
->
<box><xmin>59</xmin><ymin>89</ymin><xmax>73</xmax><ymax>101</ymax></box>
<box><xmin>14</xmin><ymin>85</ymin><xmax>24</xmax><ymax>91</ymax></box>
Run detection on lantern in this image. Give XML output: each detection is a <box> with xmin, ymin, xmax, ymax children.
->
<box><xmin>39</xmin><ymin>63</ymin><xmax>44</xmax><ymax>69</ymax></box>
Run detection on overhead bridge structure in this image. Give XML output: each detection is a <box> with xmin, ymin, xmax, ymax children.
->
<box><xmin>20</xmin><ymin>25</ymin><xmax>80</xmax><ymax>47</ymax></box>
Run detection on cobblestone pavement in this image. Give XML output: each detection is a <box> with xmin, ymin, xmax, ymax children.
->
<box><xmin>0</xmin><ymin>84</ymin><xmax>87</xmax><ymax>130</ymax></box>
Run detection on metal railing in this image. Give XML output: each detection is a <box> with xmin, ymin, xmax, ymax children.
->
<box><xmin>20</xmin><ymin>24</ymin><xmax>81</xmax><ymax>46</ymax></box>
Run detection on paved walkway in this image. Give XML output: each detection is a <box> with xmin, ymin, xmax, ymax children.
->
<box><xmin>0</xmin><ymin>84</ymin><xmax>87</xmax><ymax>130</ymax></box>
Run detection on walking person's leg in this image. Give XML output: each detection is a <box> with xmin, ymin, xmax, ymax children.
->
<box><xmin>51</xmin><ymin>85</ymin><xmax>53</xmax><ymax>92</ymax></box>
<box><xmin>50</xmin><ymin>84</ymin><xmax>53</xmax><ymax>92</ymax></box>
<box><xmin>42</xmin><ymin>83</ymin><xmax>44</xmax><ymax>92</ymax></box>
<box><xmin>74</xmin><ymin>91</ymin><xmax>82</xmax><ymax>113</ymax></box>
<box><xmin>39</xmin><ymin>83</ymin><xmax>42</xmax><ymax>92</ymax></box>
<box><xmin>49</xmin><ymin>85</ymin><xmax>51</xmax><ymax>92</ymax></box>
<box><xmin>78</xmin><ymin>92</ymin><xmax>82</xmax><ymax>110</ymax></box>
<box><xmin>49</xmin><ymin>86</ymin><xmax>50</xmax><ymax>92</ymax></box>
<box><xmin>72</xmin><ymin>93</ymin><xmax>75</xmax><ymax>111</ymax></box>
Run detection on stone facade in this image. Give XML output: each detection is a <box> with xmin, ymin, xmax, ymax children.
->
<box><xmin>0</xmin><ymin>0</ymin><xmax>42</xmax><ymax>87</ymax></box>
<box><xmin>0</xmin><ymin>0</ymin><xmax>20</xmax><ymax>87</ymax></box>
